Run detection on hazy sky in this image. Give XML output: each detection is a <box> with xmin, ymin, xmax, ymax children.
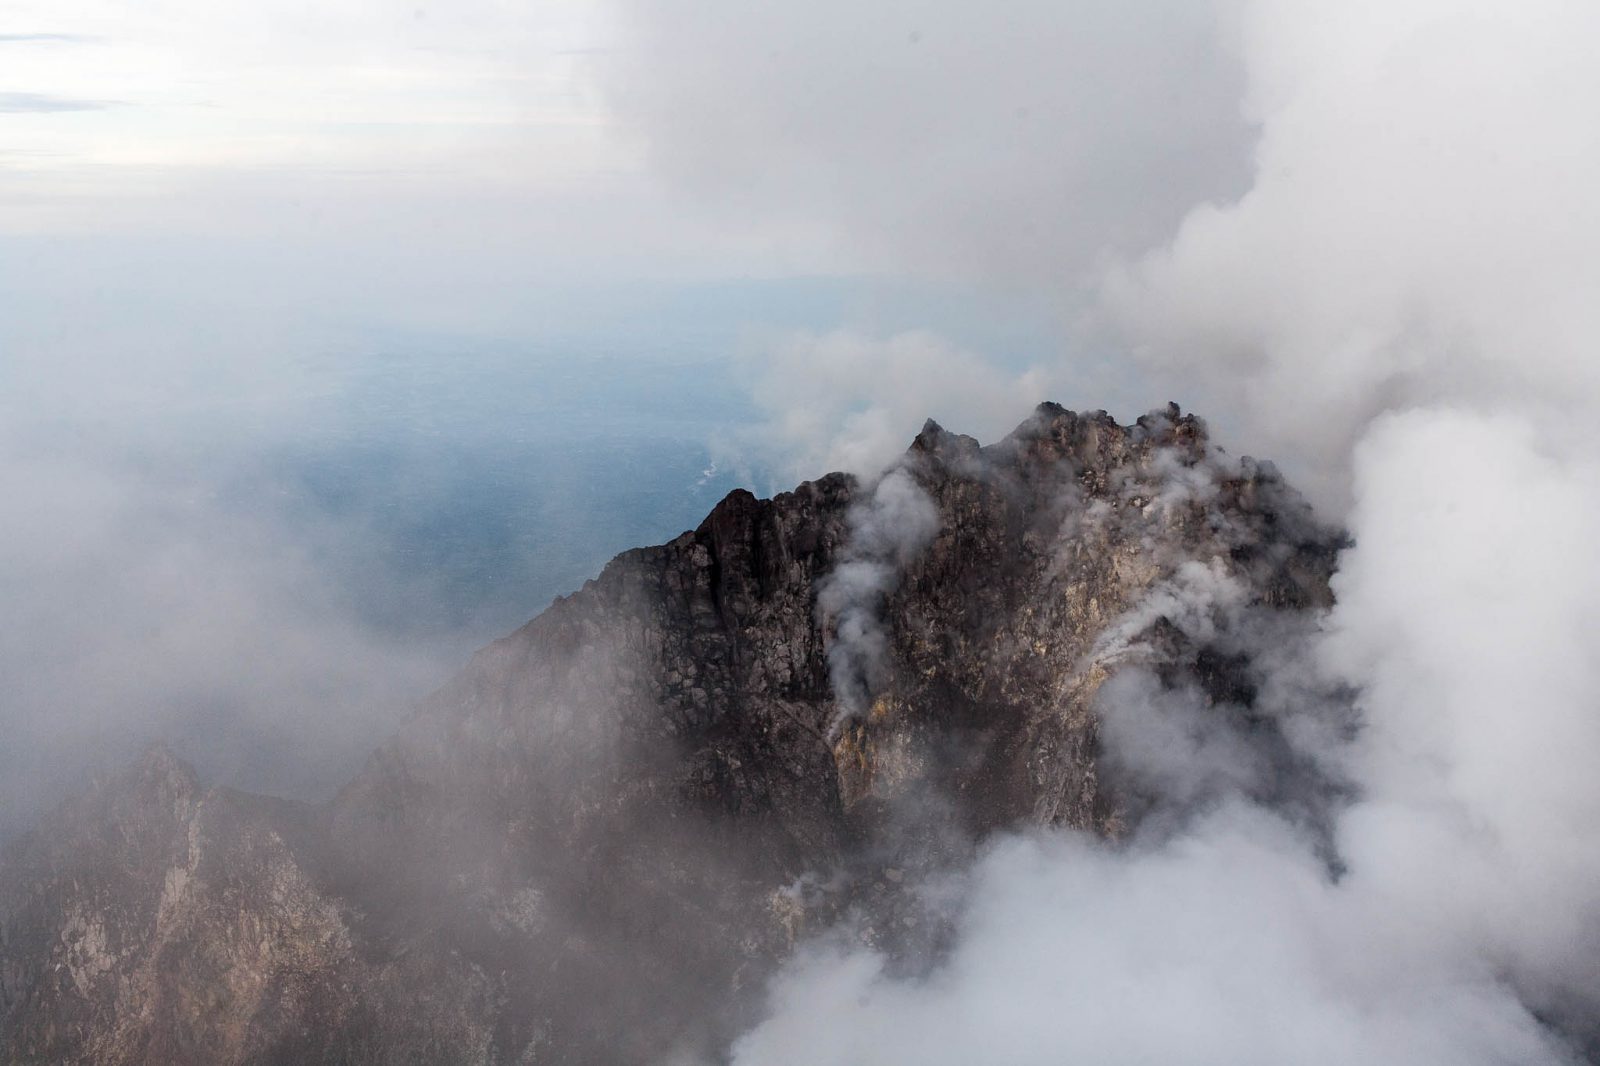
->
<box><xmin>0</xmin><ymin>0</ymin><xmax>842</xmax><ymax>297</ymax></box>
<box><xmin>1</xmin><ymin>3</ymin><xmax>610</xmax><ymax>225</ymax></box>
<box><xmin>0</xmin><ymin>0</ymin><xmax>1251</xmax><ymax>335</ymax></box>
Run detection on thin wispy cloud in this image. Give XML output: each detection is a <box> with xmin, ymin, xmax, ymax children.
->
<box><xmin>0</xmin><ymin>90</ymin><xmax>111</xmax><ymax>112</ymax></box>
<box><xmin>0</xmin><ymin>33</ymin><xmax>94</xmax><ymax>43</ymax></box>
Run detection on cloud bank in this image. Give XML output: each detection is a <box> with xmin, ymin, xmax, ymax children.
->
<box><xmin>734</xmin><ymin>407</ymin><xmax>1600</xmax><ymax>1063</ymax></box>
<box><xmin>1109</xmin><ymin>0</ymin><xmax>1600</xmax><ymax>509</ymax></box>
<box><xmin>601</xmin><ymin>1</ymin><xmax>1600</xmax><ymax>1060</ymax></box>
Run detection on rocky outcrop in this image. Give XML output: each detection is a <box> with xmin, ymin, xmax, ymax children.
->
<box><xmin>0</xmin><ymin>403</ymin><xmax>1343</xmax><ymax>1064</ymax></box>
<box><xmin>0</xmin><ymin>750</ymin><xmax>361</xmax><ymax>1064</ymax></box>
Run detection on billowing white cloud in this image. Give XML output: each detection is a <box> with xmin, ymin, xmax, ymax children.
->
<box><xmin>674</xmin><ymin>2</ymin><xmax>1600</xmax><ymax>1060</ymax></box>
<box><xmin>1106</xmin><ymin>0</ymin><xmax>1600</xmax><ymax>509</ymax></box>
<box><xmin>727</xmin><ymin>330</ymin><xmax>1056</xmax><ymax>483</ymax></box>
<box><xmin>1327</xmin><ymin>409</ymin><xmax>1600</xmax><ymax>1014</ymax></box>
<box><xmin>734</xmin><ymin>811</ymin><xmax>1570</xmax><ymax>1066</ymax></box>
<box><xmin>733</xmin><ymin>404</ymin><xmax>1600</xmax><ymax>1065</ymax></box>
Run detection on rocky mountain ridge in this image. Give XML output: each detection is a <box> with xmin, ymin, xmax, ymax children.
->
<box><xmin>0</xmin><ymin>403</ymin><xmax>1344</xmax><ymax>1064</ymax></box>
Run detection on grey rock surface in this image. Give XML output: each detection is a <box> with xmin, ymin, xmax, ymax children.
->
<box><xmin>0</xmin><ymin>404</ymin><xmax>1342</xmax><ymax>1064</ymax></box>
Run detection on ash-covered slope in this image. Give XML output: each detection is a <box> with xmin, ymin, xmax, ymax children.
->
<box><xmin>0</xmin><ymin>403</ymin><xmax>1343</xmax><ymax>1064</ymax></box>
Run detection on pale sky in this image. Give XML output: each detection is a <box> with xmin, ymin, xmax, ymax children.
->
<box><xmin>0</xmin><ymin>1</ymin><xmax>621</xmax><ymax>232</ymax></box>
<box><xmin>0</xmin><ymin>0</ymin><xmax>1255</xmax><ymax>291</ymax></box>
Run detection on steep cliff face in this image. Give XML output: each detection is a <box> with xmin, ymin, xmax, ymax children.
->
<box><xmin>0</xmin><ymin>404</ymin><xmax>1343</xmax><ymax>1064</ymax></box>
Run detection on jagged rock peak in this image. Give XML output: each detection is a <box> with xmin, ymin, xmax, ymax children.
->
<box><xmin>910</xmin><ymin>417</ymin><xmax>980</xmax><ymax>461</ymax></box>
<box><xmin>0</xmin><ymin>401</ymin><xmax>1345</xmax><ymax>1066</ymax></box>
<box><xmin>130</xmin><ymin>741</ymin><xmax>198</xmax><ymax>792</ymax></box>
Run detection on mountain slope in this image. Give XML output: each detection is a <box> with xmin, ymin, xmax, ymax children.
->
<box><xmin>0</xmin><ymin>403</ymin><xmax>1343</xmax><ymax>1064</ymax></box>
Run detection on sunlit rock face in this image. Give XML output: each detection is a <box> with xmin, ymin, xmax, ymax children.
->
<box><xmin>0</xmin><ymin>403</ymin><xmax>1341</xmax><ymax>1064</ymax></box>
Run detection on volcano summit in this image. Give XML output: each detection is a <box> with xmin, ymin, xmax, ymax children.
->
<box><xmin>1</xmin><ymin>404</ymin><xmax>1347</xmax><ymax>1064</ymax></box>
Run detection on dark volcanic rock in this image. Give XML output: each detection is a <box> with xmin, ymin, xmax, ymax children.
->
<box><xmin>0</xmin><ymin>404</ymin><xmax>1344</xmax><ymax>1064</ymax></box>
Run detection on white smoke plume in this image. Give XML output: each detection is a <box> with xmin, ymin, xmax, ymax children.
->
<box><xmin>816</xmin><ymin>466</ymin><xmax>940</xmax><ymax>733</ymax></box>
<box><xmin>599</xmin><ymin>0</ymin><xmax>1600</xmax><ymax>1061</ymax></box>
<box><xmin>734</xmin><ymin>407</ymin><xmax>1600</xmax><ymax>1063</ymax></box>
<box><xmin>1106</xmin><ymin>0</ymin><xmax>1600</xmax><ymax>511</ymax></box>
<box><xmin>733</xmin><ymin>812</ymin><xmax>1571</xmax><ymax>1065</ymax></box>
<box><xmin>732</xmin><ymin>330</ymin><xmax>1056</xmax><ymax>484</ymax></box>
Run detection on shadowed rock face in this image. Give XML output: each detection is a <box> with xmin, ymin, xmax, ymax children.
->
<box><xmin>0</xmin><ymin>404</ymin><xmax>1343</xmax><ymax>1064</ymax></box>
